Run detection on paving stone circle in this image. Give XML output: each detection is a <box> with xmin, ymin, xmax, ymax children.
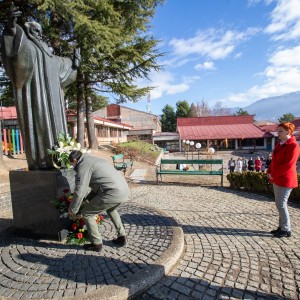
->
<box><xmin>0</xmin><ymin>203</ymin><xmax>174</xmax><ymax>299</ymax></box>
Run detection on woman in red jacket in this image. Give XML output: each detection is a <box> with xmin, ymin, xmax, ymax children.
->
<box><xmin>267</xmin><ymin>122</ymin><xmax>300</xmax><ymax>238</ymax></box>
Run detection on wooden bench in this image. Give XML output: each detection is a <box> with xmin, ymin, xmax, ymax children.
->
<box><xmin>112</xmin><ymin>154</ymin><xmax>133</xmax><ymax>174</ymax></box>
<box><xmin>156</xmin><ymin>159</ymin><xmax>224</xmax><ymax>186</ymax></box>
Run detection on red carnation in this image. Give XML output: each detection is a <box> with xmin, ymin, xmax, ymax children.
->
<box><xmin>72</xmin><ymin>223</ymin><xmax>77</xmax><ymax>231</ymax></box>
<box><xmin>95</xmin><ymin>218</ymin><xmax>99</xmax><ymax>224</ymax></box>
<box><xmin>63</xmin><ymin>189</ymin><xmax>70</xmax><ymax>193</ymax></box>
<box><xmin>99</xmin><ymin>215</ymin><xmax>104</xmax><ymax>221</ymax></box>
<box><xmin>77</xmin><ymin>233</ymin><xmax>83</xmax><ymax>239</ymax></box>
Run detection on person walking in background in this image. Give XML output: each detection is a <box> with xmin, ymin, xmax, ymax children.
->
<box><xmin>255</xmin><ymin>156</ymin><xmax>262</xmax><ymax>172</ymax></box>
<box><xmin>68</xmin><ymin>150</ymin><xmax>129</xmax><ymax>252</ymax></box>
<box><xmin>261</xmin><ymin>156</ymin><xmax>266</xmax><ymax>172</ymax></box>
<box><xmin>267</xmin><ymin>122</ymin><xmax>300</xmax><ymax>238</ymax></box>
<box><xmin>248</xmin><ymin>157</ymin><xmax>254</xmax><ymax>171</ymax></box>
<box><xmin>236</xmin><ymin>158</ymin><xmax>243</xmax><ymax>173</ymax></box>
<box><xmin>228</xmin><ymin>157</ymin><xmax>236</xmax><ymax>173</ymax></box>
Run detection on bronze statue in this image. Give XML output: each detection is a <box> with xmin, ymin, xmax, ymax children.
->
<box><xmin>1</xmin><ymin>5</ymin><xmax>80</xmax><ymax>170</ymax></box>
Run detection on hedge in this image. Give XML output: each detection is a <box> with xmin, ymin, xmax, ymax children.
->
<box><xmin>226</xmin><ymin>172</ymin><xmax>300</xmax><ymax>200</ymax></box>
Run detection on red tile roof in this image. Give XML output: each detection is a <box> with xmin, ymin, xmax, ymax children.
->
<box><xmin>177</xmin><ymin>116</ymin><xmax>272</xmax><ymax>140</ymax></box>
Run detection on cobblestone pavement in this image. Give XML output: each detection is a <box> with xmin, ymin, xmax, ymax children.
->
<box><xmin>129</xmin><ymin>184</ymin><xmax>300</xmax><ymax>300</ymax></box>
<box><xmin>0</xmin><ymin>203</ymin><xmax>181</xmax><ymax>300</ymax></box>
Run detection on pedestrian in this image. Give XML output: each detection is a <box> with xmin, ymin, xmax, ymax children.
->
<box><xmin>255</xmin><ymin>156</ymin><xmax>262</xmax><ymax>172</ymax></box>
<box><xmin>68</xmin><ymin>150</ymin><xmax>129</xmax><ymax>252</ymax></box>
<box><xmin>247</xmin><ymin>157</ymin><xmax>254</xmax><ymax>171</ymax></box>
<box><xmin>228</xmin><ymin>157</ymin><xmax>235</xmax><ymax>173</ymax></box>
<box><xmin>267</xmin><ymin>122</ymin><xmax>300</xmax><ymax>238</ymax></box>
<box><xmin>242</xmin><ymin>157</ymin><xmax>247</xmax><ymax>171</ymax></box>
<box><xmin>236</xmin><ymin>158</ymin><xmax>243</xmax><ymax>173</ymax></box>
<box><xmin>265</xmin><ymin>153</ymin><xmax>272</xmax><ymax>171</ymax></box>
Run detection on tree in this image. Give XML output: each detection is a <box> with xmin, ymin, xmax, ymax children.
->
<box><xmin>196</xmin><ymin>99</ymin><xmax>211</xmax><ymax>117</ymax></box>
<box><xmin>278</xmin><ymin>113</ymin><xmax>295</xmax><ymax>123</ymax></box>
<box><xmin>211</xmin><ymin>101</ymin><xmax>231</xmax><ymax>116</ymax></box>
<box><xmin>176</xmin><ymin>100</ymin><xmax>190</xmax><ymax>118</ymax></box>
<box><xmin>161</xmin><ymin>104</ymin><xmax>176</xmax><ymax>132</ymax></box>
<box><xmin>233</xmin><ymin>108</ymin><xmax>249</xmax><ymax>116</ymax></box>
<box><xmin>188</xmin><ymin>102</ymin><xmax>198</xmax><ymax>117</ymax></box>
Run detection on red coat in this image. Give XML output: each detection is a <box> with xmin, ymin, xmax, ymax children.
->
<box><xmin>267</xmin><ymin>136</ymin><xmax>300</xmax><ymax>188</ymax></box>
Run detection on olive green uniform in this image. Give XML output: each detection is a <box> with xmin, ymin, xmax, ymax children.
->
<box><xmin>69</xmin><ymin>154</ymin><xmax>129</xmax><ymax>245</ymax></box>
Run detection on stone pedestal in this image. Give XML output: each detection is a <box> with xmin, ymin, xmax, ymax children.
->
<box><xmin>9</xmin><ymin>169</ymin><xmax>75</xmax><ymax>241</ymax></box>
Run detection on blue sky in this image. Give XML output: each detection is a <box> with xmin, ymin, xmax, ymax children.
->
<box><xmin>121</xmin><ymin>0</ymin><xmax>300</xmax><ymax>116</ymax></box>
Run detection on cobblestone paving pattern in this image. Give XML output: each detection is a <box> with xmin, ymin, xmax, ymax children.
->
<box><xmin>129</xmin><ymin>185</ymin><xmax>300</xmax><ymax>300</ymax></box>
<box><xmin>0</xmin><ymin>204</ymin><xmax>173</xmax><ymax>299</ymax></box>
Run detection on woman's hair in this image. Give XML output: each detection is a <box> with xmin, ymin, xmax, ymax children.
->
<box><xmin>277</xmin><ymin>122</ymin><xmax>295</xmax><ymax>135</ymax></box>
<box><xmin>69</xmin><ymin>150</ymin><xmax>82</xmax><ymax>162</ymax></box>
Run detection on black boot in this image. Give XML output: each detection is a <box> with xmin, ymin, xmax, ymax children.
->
<box><xmin>112</xmin><ymin>236</ymin><xmax>127</xmax><ymax>246</ymax></box>
<box><xmin>83</xmin><ymin>243</ymin><xmax>103</xmax><ymax>252</ymax></box>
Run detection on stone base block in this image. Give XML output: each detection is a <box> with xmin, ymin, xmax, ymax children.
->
<box><xmin>9</xmin><ymin>169</ymin><xmax>75</xmax><ymax>241</ymax></box>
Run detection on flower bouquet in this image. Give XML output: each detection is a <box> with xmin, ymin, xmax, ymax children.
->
<box><xmin>47</xmin><ymin>133</ymin><xmax>88</xmax><ymax>169</ymax></box>
<box><xmin>54</xmin><ymin>189</ymin><xmax>104</xmax><ymax>245</ymax></box>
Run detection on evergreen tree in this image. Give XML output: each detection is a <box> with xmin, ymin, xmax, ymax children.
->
<box><xmin>278</xmin><ymin>113</ymin><xmax>295</xmax><ymax>123</ymax></box>
<box><xmin>176</xmin><ymin>100</ymin><xmax>190</xmax><ymax>118</ymax></box>
<box><xmin>233</xmin><ymin>108</ymin><xmax>249</xmax><ymax>116</ymax></box>
<box><xmin>161</xmin><ymin>104</ymin><xmax>176</xmax><ymax>132</ymax></box>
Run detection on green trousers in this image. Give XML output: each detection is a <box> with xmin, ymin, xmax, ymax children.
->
<box><xmin>81</xmin><ymin>197</ymin><xmax>125</xmax><ymax>245</ymax></box>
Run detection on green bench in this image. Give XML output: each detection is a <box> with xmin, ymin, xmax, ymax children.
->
<box><xmin>112</xmin><ymin>154</ymin><xmax>133</xmax><ymax>174</ymax></box>
<box><xmin>156</xmin><ymin>158</ymin><xmax>224</xmax><ymax>186</ymax></box>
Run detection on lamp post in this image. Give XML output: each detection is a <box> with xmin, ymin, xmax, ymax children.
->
<box><xmin>189</xmin><ymin>141</ymin><xmax>194</xmax><ymax>160</ymax></box>
<box><xmin>195</xmin><ymin>142</ymin><xmax>201</xmax><ymax>170</ymax></box>
<box><xmin>185</xmin><ymin>140</ymin><xmax>190</xmax><ymax>159</ymax></box>
<box><xmin>208</xmin><ymin>147</ymin><xmax>215</xmax><ymax>170</ymax></box>
<box><xmin>182</xmin><ymin>139</ymin><xmax>186</xmax><ymax>155</ymax></box>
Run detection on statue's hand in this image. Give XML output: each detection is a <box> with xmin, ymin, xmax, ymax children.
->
<box><xmin>72</xmin><ymin>48</ymin><xmax>81</xmax><ymax>69</ymax></box>
<box><xmin>9</xmin><ymin>3</ymin><xmax>22</xmax><ymax>24</ymax></box>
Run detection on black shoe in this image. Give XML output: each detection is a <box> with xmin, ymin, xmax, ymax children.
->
<box><xmin>270</xmin><ymin>227</ymin><xmax>281</xmax><ymax>234</ymax></box>
<box><xmin>83</xmin><ymin>243</ymin><xmax>103</xmax><ymax>252</ymax></box>
<box><xmin>112</xmin><ymin>236</ymin><xmax>127</xmax><ymax>246</ymax></box>
<box><xmin>274</xmin><ymin>230</ymin><xmax>291</xmax><ymax>238</ymax></box>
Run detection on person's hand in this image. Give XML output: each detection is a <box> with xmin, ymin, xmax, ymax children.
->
<box><xmin>68</xmin><ymin>210</ymin><xmax>77</xmax><ymax>220</ymax></box>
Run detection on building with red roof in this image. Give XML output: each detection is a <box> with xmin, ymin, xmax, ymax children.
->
<box><xmin>177</xmin><ymin>115</ymin><xmax>274</xmax><ymax>151</ymax></box>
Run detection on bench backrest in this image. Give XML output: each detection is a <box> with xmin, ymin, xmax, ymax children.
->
<box><xmin>112</xmin><ymin>154</ymin><xmax>124</xmax><ymax>162</ymax></box>
<box><xmin>160</xmin><ymin>159</ymin><xmax>223</xmax><ymax>165</ymax></box>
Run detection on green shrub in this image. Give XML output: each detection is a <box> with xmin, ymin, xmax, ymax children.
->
<box><xmin>226</xmin><ymin>172</ymin><xmax>300</xmax><ymax>200</ymax></box>
<box><xmin>114</xmin><ymin>141</ymin><xmax>161</xmax><ymax>164</ymax></box>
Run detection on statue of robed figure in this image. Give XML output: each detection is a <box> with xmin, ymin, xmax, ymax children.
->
<box><xmin>1</xmin><ymin>4</ymin><xmax>80</xmax><ymax>170</ymax></box>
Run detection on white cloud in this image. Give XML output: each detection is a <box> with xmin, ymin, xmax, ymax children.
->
<box><xmin>195</xmin><ymin>61</ymin><xmax>216</xmax><ymax>71</ymax></box>
<box><xmin>169</xmin><ymin>27</ymin><xmax>260</xmax><ymax>60</ymax></box>
<box><xmin>265</xmin><ymin>0</ymin><xmax>300</xmax><ymax>40</ymax></box>
<box><xmin>221</xmin><ymin>45</ymin><xmax>300</xmax><ymax>105</ymax></box>
<box><xmin>144</xmin><ymin>71</ymin><xmax>194</xmax><ymax>100</ymax></box>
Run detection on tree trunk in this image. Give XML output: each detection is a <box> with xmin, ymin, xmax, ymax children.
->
<box><xmin>76</xmin><ymin>71</ymin><xmax>85</xmax><ymax>146</ymax></box>
<box><xmin>85</xmin><ymin>94</ymin><xmax>98</xmax><ymax>150</ymax></box>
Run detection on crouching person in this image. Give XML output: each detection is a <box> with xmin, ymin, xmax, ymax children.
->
<box><xmin>68</xmin><ymin>150</ymin><xmax>129</xmax><ymax>252</ymax></box>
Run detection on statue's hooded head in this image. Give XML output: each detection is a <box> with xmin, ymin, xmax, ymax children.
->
<box><xmin>25</xmin><ymin>22</ymin><xmax>43</xmax><ymax>41</ymax></box>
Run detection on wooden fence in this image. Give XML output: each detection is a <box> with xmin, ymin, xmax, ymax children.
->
<box><xmin>1</xmin><ymin>128</ymin><xmax>24</xmax><ymax>155</ymax></box>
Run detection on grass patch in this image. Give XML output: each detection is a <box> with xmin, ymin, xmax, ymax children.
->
<box><xmin>114</xmin><ymin>141</ymin><xmax>161</xmax><ymax>165</ymax></box>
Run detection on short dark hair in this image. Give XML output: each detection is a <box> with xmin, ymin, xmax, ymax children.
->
<box><xmin>69</xmin><ymin>150</ymin><xmax>82</xmax><ymax>162</ymax></box>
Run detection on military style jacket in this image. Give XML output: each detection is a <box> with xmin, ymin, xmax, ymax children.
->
<box><xmin>69</xmin><ymin>154</ymin><xmax>129</xmax><ymax>214</ymax></box>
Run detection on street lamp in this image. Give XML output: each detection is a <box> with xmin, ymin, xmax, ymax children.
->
<box><xmin>185</xmin><ymin>140</ymin><xmax>190</xmax><ymax>159</ymax></box>
<box><xmin>182</xmin><ymin>139</ymin><xmax>186</xmax><ymax>155</ymax></box>
<box><xmin>195</xmin><ymin>142</ymin><xmax>201</xmax><ymax>159</ymax></box>
<box><xmin>208</xmin><ymin>147</ymin><xmax>215</xmax><ymax>170</ymax></box>
<box><xmin>189</xmin><ymin>141</ymin><xmax>194</xmax><ymax>160</ymax></box>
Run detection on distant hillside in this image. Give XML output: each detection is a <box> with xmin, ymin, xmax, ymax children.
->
<box><xmin>242</xmin><ymin>91</ymin><xmax>300</xmax><ymax>121</ymax></box>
